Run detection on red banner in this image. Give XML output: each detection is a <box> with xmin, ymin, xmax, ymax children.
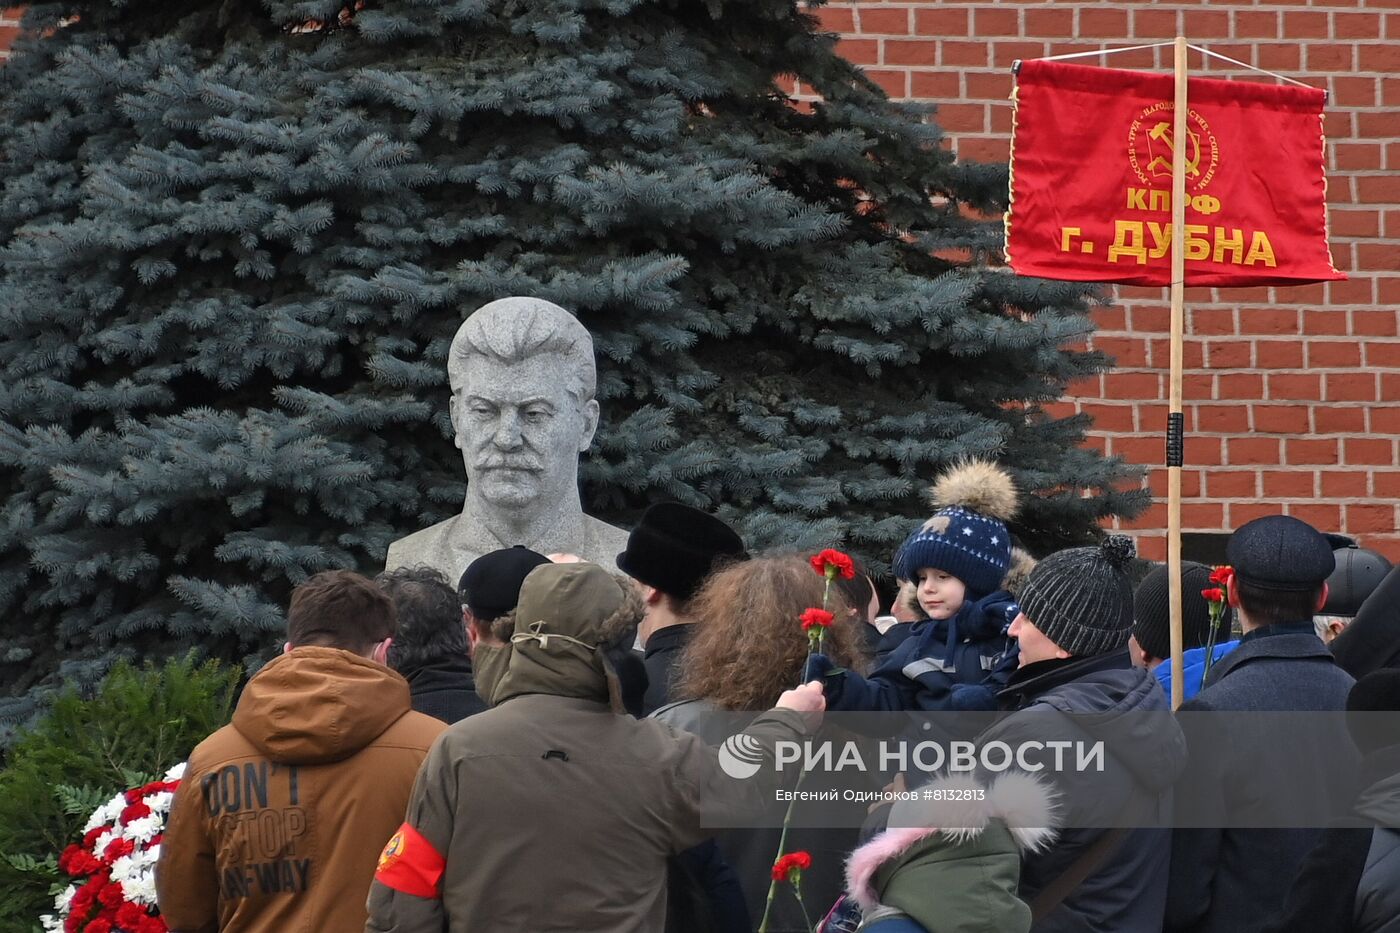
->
<box><xmin>1005</xmin><ymin>59</ymin><xmax>1344</xmax><ymax>287</ymax></box>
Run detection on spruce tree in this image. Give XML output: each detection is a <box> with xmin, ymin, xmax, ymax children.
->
<box><xmin>0</xmin><ymin>0</ymin><xmax>1145</xmax><ymax>709</ymax></box>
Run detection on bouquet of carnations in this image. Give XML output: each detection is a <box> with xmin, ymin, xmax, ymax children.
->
<box><xmin>41</xmin><ymin>763</ymin><xmax>185</xmax><ymax>933</ymax></box>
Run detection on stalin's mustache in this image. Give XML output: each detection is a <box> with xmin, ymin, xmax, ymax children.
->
<box><xmin>476</xmin><ymin>455</ymin><xmax>543</xmax><ymax>472</ymax></box>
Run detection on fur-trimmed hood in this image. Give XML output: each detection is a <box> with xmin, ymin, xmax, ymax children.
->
<box><xmin>488</xmin><ymin>563</ymin><xmax>643</xmax><ymax>711</ymax></box>
<box><xmin>1002</xmin><ymin>546</ymin><xmax>1037</xmax><ymax>599</ymax></box>
<box><xmin>846</xmin><ymin>772</ymin><xmax>1059</xmax><ymax>914</ymax></box>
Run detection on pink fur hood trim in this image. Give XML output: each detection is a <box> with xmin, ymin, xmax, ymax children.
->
<box><xmin>844</xmin><ymin>772</ymin><xmax>1059</xmax><ymax>913</ymax></box>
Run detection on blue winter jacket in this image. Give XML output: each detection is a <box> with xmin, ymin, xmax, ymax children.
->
<box><xmin>817</xmin><ymin>591</ymin><xmax>1019</xmax><ymax>712</ymax></box>
<box><xmin>1153</xmin><ymin>640</ymin><xmax>1240</xmax><ymax>702</ymax></box>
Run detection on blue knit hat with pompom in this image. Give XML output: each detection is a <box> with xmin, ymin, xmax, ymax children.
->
<box><xmin>893</xmin><ymin>461</ymin><xmax>1019</xmax><ymax>598</ymax></box>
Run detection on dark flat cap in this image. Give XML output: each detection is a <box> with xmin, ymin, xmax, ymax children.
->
<box><xmin>1227</xmin><ymin>515</ymin><xmax>1335</xmax><ymax>592</ymax></box>
<box><xmin>616</xmin><ymin>503</ymin><xmax>747</xmax><ymax>601</ymax></box>
<box><xmin>458</xmin><ymin>546</ymin><xmax>551</xmax><ymax>620</ymax></box>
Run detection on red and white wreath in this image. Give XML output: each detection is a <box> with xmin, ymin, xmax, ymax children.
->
<box><xmin>41</xmin><ymin>763</ymin><xmax>185</xmax><ymax>933</ymax></box>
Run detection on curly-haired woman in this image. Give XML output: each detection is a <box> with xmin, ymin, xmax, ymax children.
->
<box><xmin>654</xmin><ymin>554</ymin><xmax>870</xmax><ymax>932</ymax></box>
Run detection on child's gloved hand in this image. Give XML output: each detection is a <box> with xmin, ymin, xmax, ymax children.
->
<box><xmin>805</xmin><ymin>654</ymin><xmax>846</xmax><ymax>705</ymax></box>
<box><xmin>985</xmin><ymin>648</ymin><xmax>1020</xmax><ymax>685</ymax></box>
<box><xmin>948</xmin><ymin>683</ymin><xmax>998</xmax><ymax>712</ymax></box>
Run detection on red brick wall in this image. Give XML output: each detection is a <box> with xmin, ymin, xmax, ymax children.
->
<box><xmin>0</xmin><ymin>8</ymin><xmax>20</xmax><ymax>59</ymax></box>
<box><xmin>819</xmin><ymin>2</ymin><xmax>1400</xmax><ymax>561</ymax></box>
<box><xmin>2</xmin><ymin>5</ymin><xmax>1397</xmax><ymax>558</ymax></box>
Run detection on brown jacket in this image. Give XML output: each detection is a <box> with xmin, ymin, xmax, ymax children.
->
<box><xmin>157</xmin><ymin>647</ymin><xmax>445</xmax><ymax>933</ymax></box>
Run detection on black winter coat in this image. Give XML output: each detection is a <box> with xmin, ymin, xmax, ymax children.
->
<box><xmin>1167</xmin><ymin>624</ymin><xmax>1359</xmax><ymax>933</ymax></box>
<box><xmin>991</xmin><ymin>650</ymin><xmax>1186</xmax><ymax>933</ymax></box>
<box><xmin>1357</xmin><ymin>821</ymin><xmax>1400</xmax><ymax>933</ymax></box>
<box><xmin>642</xmin><ymin>623</ymin><xmax>692</xmax><ymax>716</ymax></box>
<box><xmin>1262</xmin><ymin>745</ymin><xmax>1400</xmax><ymax>933</ymax></box>
<box><xmin>403</xmin><ymin>656</ymin><xmax>486</xmax><ymax>724</ymax></box>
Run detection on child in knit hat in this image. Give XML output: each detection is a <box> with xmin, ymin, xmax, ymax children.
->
<box><xmin>812</xmin><ymin>461</ymin><xmax>1022</xmax><ymax>712</ymax></box>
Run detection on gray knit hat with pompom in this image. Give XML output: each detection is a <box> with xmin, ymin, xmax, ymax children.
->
<box><xmin>1018</xmin><ymin>535</ymin><xmax>1137</xmax><ymax>657</ymax></box>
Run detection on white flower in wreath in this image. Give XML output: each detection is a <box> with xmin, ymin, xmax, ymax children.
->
<box><xmin>109</xmin><ymin>851</ymin><xmax>139</xmax><ymax>884</ymax></box>
<box><xmin>124</xmin><ymin>867</ymin><xmax>159</xmax><ymax>906</ymax></box>
<box><xmin>82</xmin><ymin>793</ymin><xmax>127</xmax><ymax>834</ymax></box>
<box><xmin>124</xmin><ymin>813</ymin><xmax>163</xmax><ymax>844</ymax></box>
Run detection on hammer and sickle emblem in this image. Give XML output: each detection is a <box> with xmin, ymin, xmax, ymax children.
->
<box><xmin>378</xmin><ymin>830</ymin><xmax>405</xmax><ymax>871</ymax></box>
<box><xmin>1146</xmin><ymin>122</ymin><xmax>1201</xmax><ymax>178</ymax></box>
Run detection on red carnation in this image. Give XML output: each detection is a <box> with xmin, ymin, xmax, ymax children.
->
<box><xmin>104</xmin><ymin>837</ymin><xmax>136</xmax><ymax>861</ymax></box>
<box><xmin>810</xmin><ymin>549</ymin><xmax>856</xmax><ymax>580</ymax></box>
<box><xmin>132</xmin><ymin>779</ymin><xmax>179</xmax><ymax>799</ymax></box>
<box><xmin>799</xmin><ymin>608</ymin><xmax>835</xmax><ymax>631</ymax></box>
<box><xmin>71</xmin><ymin>885</ymin><xmax>95</xmax><ymax>914</ymax></box>
<box><xmin>1201</xmin><ymin>588</ymin><xmax>1225</xmax><ymax>602</ymax></box>
<box><xmin>120</xmin><ymin>801</ymin><xmax>152</xmax><ymax>824</ymax></box>
<box><xmin>139</xmin><ymin>915</ymin><xmax>169</xmax><ymax>933</ymax></box>
<box><xmin>82</xmin><ymin>827</ymin><xmax>108</xmax><ymax>849</ymax></box>
<box><xmin>771</xmin><ymin>850</ymin><xmax>813</xmax><ymax>882</ymax></box>
<box><xmin>86</xmin><ymin>918</ymin><xmax>112</xmax><ymax>933</ymax></box>
<box><xmin>63</xmin><ymin>847</ymin><xmax>101</xmax><ymax>878</ymax></box>
<box><xmin>1209</xmin><ymin>566</ymin><xmax>1233</xmax><ymax>585</ymax></box>
<box><xmin>116</xmin><ymin>901</ymin><xmax>149</xmax><ymax>929</ymax></box>
<box><xmin>58</xmin><ymin>844</ymin><xmax>81</xmax><ymax>874</ymax></box>
<box><xmin>98</xmin><ymin>881</ymin><xmax>124</xmax><ymax>908</ymax></box>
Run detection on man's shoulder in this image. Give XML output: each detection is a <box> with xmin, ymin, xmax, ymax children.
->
<box><xmin>1195</xmin><ymin>649</ymin><xmax>1351</xmax><ymax>709</ymax></box>
<box><xmin>650</xmin><ymin>698</ymin><xmax>733</xmax><ymax>745</ymax></box>
<box><xmin>377</xmin><ymin>709</ymin><xmax>449</xmax><ymax>750</ymax></box>
<box><xmin>434</xmin><ymin>702</ymin><xmax>531</xmax><ymax>746</ymax></box>
<box><xmin>439</xmin><ymin>698</ymin><xmax>692</xmax><ymax>759</ymax></box>
<box><xmin>185</xmin><ymin>723</ymin><xmax>259</xmax><ymax>774</ymax></box>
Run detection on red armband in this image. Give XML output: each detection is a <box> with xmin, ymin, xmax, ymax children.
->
<box><xmin>374</xmin><ymin>823</ymin><xmax>445</xmax><ymax>899</ymax></box>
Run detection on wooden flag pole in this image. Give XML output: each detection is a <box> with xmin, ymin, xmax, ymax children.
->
<box><xmin>1168</xmin><ymin>35</ymin><xmax>1189</xmax><ymax>711</ymax></box>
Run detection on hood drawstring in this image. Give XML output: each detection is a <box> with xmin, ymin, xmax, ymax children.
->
<box><xmin>511</xmin><ymin>620</ymin><xmax>599</xmax><ymax>653</ymax></box>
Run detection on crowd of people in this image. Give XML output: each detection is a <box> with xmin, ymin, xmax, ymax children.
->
<box><xmin>154</xmin><ymin>460</ymin><xmax>1400</xmax><ymax>933</ymax></box>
